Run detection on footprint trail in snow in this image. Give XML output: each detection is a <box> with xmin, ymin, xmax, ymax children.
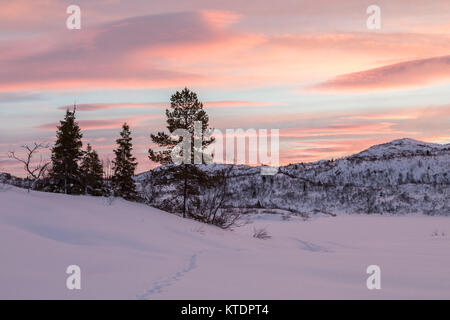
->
<box><xmin>137</xmin><ymin>251</ymin><xmax>202</xmax><ymax>300</ymax></box>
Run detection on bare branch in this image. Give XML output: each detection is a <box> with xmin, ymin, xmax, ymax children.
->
<box><xmin>7</xmin><ymin>142</ymin><xmax>50</xmax><ymax>191</ymax></box>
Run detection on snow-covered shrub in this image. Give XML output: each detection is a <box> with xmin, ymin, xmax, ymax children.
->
<box><xmin>211</xmin><ymin>209</ymin><xmax>245</xmax><ymax>230</ymax></box>
<box><xmin>431</xmin><ymin>229</ymin><xmax>447</xmax><ymax>237</ymax></box>
<box><xmin>253</xmin><ymin>227</ymin><xmax>271</xmax><ymax>240</ymax></box>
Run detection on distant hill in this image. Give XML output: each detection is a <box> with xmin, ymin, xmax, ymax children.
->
<box><xmin>137</xmin><ymin>138</ymin><xmax>450</xmax><ymax>215</ymax></box>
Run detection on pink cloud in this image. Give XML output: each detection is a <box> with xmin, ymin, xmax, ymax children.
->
<box><xmin>35</xmin><ymin>115</ymin><xmax>161</xmax><ymax>131</ymax></box>
<box><xmin>312</xmin><ymin>55</ymin><xmax>450</xmax><ymax>92</ymax></box>
<box><xmin>279</xmin><ymin>137</ymin><xmax>393</xmax><ymax>163</ymax></box>
<box><xmin>2</xmin><ymin>1</ymin><xmax>450</xmax><ymax>93</ymax></box>
<box><xmin>57</xmin><ymin>101</ymin><xmax>284</xmax><ymax>112</ymax></box>
<box><xmin>36</xmin><ymin>119</ymin><xmax>128</xmax><ymax>131</ymax></box>
<box><xmin>57</xmin><ymin>103</ymin><xmax>165</xmax><ymax>112</ymax></box>
<box><xmin>279</xmin><ymin>122</ymin><xmax>418</xmax><ymax>138</ymax></box>
<box><xmin>3</xmin><ymin>8</ymin><xmax>450</xmax><ymax>92</ymax></box>
<box><xmin>0</xmin><ymin>11</ymin><xmax>242</xmax><ymax>91</ymax></box>
<box><xmin>204</xmin><ymin>101</ymin><xmax>286</xmax><ymax>108</ymax></box>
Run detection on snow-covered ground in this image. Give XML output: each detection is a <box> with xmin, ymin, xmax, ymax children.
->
<box><xmin>1</xmin><ymin>186</ymin><xmax>449</xmax><ymax>299</ymax></box>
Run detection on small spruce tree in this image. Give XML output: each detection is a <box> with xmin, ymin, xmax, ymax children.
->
<box><xmin>80</xmin><ymin>144</ymin><xmax>104</xmax><ymax>196</ymax></box>
<box><xmin>50</xmin><ymin>108</ymin><xmax>84</xmax><ymax>194</ymax></box>
<box><xmin>111</xmin><ymin>123</ymin><xmax>138</xmax><ymax>200</ymax></box>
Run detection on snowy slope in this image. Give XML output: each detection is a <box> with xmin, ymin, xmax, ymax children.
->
<box><xmin>356</xmin><ymin>138</ymin><xmax>450</xmax><ymax>158</ymax></box>
<box><xmin>138</xmin><ymin>138</ymin><xmax>450</xmax><ymax>215</ymax></box>
<box><xmin>353</xmin><ymin>138</ymin><xmax>449</xmax><ymax>158</ymax></box>
<box><xmin>1</xmin><ymin>186</ymin><xmax>450</xmax><ymax>299</ymax></box>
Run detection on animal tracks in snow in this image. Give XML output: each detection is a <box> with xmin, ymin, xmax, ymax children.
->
<box><xmin>137</xmin><ymin>251</ymin><xmax>202</xmax><ymax>300</ymax></box>
<box><xmin>293</xmin><ymin>238</ymin><xmax>333</xmax><ymax>253</ymax></box>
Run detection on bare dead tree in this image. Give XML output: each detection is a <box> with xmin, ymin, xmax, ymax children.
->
<box><xmin>100</xmin><ymin>156</ymin><xmax>114</xmax><ymax>195</ymax></box>
<box><xmin>8</xmin><ymin>142</ymin><xmax>50</xmax><ymax>191</ymax></box>
<box><xmin>188</xmin><ymin>166</ymin><xmax>245</xmax><ymax>230</ymax></box>
<box><xmin>189</xmin><ymin>169</ymin><xmax>228</xmax><ymax>224</ymax></box>
<box><xmin>102</xmin><ymin>156</ymin><xmax>114</xmax><ymax>181</ymax></box>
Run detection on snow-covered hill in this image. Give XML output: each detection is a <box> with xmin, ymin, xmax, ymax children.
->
<box><xmin>1</xmin><ymin>186</ymin><xmax>450</xmax><ymax>299</ymax></box>
<box><xmin>353</xmin><ymin>138</ymin><xmax>449</xmax><ymax>158</ymax></box>
<box><xmin>139</xmin><ymin>138</ymin><xmax>450</xmax><ymax>215</ymax></box>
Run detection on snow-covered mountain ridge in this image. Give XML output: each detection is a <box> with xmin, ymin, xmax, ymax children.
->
<box><xmin>138</xmin><ymin>138</ymin><xmax>450</xmax><ymax>215</ymax></box>
<box><xmin>351</xmin><ymin>138</ymin><xmax>449</xmax><ymax>159</ymax></box>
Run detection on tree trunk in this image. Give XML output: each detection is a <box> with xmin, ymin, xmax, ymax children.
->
<box><xmin>183</xmin><ymin>175</ymin><xmax>187</xmax><ymax>218</ymax></box>
<box><xmin>64</xmin><ymin>163</ymin><xmax>68</xmax><ymax>194</ymax></box>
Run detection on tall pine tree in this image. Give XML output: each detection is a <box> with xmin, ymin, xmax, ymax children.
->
<box><xmin>80</xmin><ymin>144</ymin><xmax>104</xmax><ymax>196</ymax></box>
<box><xmin>50</xmin><ymin>108</ymin><xmax>84</xmax><ymax>194</ymax></box>
<box><xmin>148</xmin><ymin>88</ymin><xmax>214</xmax><ymax>217</ymax></box>
<box><xmin>112</xmin><ymin>123</ymin><xmax>138</xmax><ymax>200</ymax></box>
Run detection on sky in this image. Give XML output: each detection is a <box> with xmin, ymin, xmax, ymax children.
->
<box><xmin>1</xmin><ymin>0</ymin><xmax>449</xmax><ymax>176</ymax></box>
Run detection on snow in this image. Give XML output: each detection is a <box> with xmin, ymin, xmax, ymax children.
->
<box><xmin>137</xmin><ymin>138</ymin><xmax>450</xmax><ymax>215</ymax></box>
<box><xmin>1</xmin><ymin>186</ymin><xmax>450</xmax><ymax>299</ymax></box>
<box><xmin>354</xmin><ymin>138</ymin><xmax>449</xmax><ymax>158</ymax></box>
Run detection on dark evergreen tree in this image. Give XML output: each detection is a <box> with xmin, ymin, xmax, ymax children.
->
<box><xmin>148</xmin><ymin>88</ymin><xmax>215</xmax><ymax>217</ymax></box>
<box><xmin>50</xmin><ymin>108</ymin><xmax>83</xmax><ymax>194</ymax></box>
<box><xmin>80</xmin><ymin>144</ymin><xmax>104</xmax><ymax>196</ymax></box>
<box><xmin>149</xmin><ymin>87</ymin><xmax>214</xmax><ymax>164</ymax></box>
<box><xmin>111</xmin><ymin>123</ymin><xmax>138</xmax><ymax>200</ymax></box>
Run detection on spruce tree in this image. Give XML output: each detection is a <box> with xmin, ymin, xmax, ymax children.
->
<box><xmin>50</xmin><ymin>108</ymin><xmax>84</xmax><ymax>194</ymax></box>
<box><xmin>148</xmin><ymin>88</ymin><xmax>214</xmax><ymax>217</ymax></box>
<box><xmin>149</xmin><ymin>87</ymin><xmax>214</xmax><ymax>164</ymax></box>
<box><xmin>80</xmin><ymin>144</ymin><xmax>104</xmax><ymax>196</ymax></box>
<box><xmin>111</xmin><ymin>123</ymin><xmax>138</xmax><ymax>200</ymax></box>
